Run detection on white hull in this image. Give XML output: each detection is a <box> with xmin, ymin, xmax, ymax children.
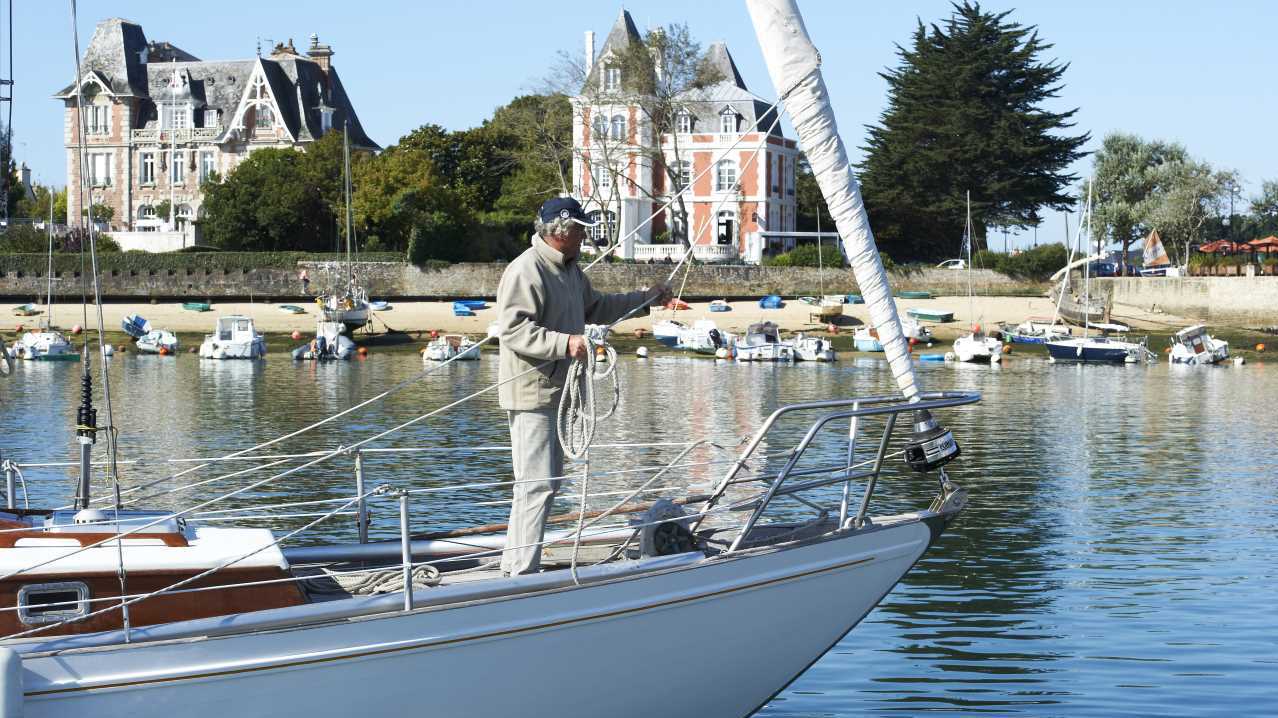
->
<box><xmin>423</xmin><ymin>339</ymin><xmax>481</xmax><ymax>362</ymax></box>
<box><xmin>736</xmin><ymin>341</ymin><xmax>795</xmax><ymax>362</ymax></box>
<box><xmin>320</xmin><ymin>306</ymin><xmax>370</xmax><ymax>333</ymax></box>
<box><xmin>135</xmin><ymin>330</ymin><xmax>179</xmax><ymax>355</ymax></box>
<box><xmin>7</xmin><ymin>331</ymin><xmax>77</xmax><ymax>361</ymax></box>
<box><xmin>794</xmin><ymin>335</ymin><xmax>835</xmax><ymax>362</ymax></box>
<box><xmin>952</xmin><ymin>334</ymin><xmax>1003</xmax><ymax>363</ymax></box>
<box><xmin>15</xmin><ymin>519</ymin><xmax>940</xmax><ymax>717</ymax></box>
<box><xmin>198</xmin><ymin>338</ymin><xmax>266</xmax><ymax>360</ymax></box>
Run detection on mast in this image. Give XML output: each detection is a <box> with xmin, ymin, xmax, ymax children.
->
<box><xmin>343</xmin><ymin>122</ymin><xmax>353</xmax><ymax>293</ymax></box>
<box><xmin>46</xmin><ymin>194</ymin><xmax>54</xmax><ymax>327</ymax></box>
<box><xmin>168</xmin><ymin>60</ymin><xmax>177</xmax><ymax>230</ymax></box>
<box><xmin>1082</xmin><ymin>181</ymin><xmax>1092</xmax><ymax>339</ymax></box>
<box><xmin>965</xmin><ymin>191</ymin><xmax>973</xmax><ymax>328</ymax></box>
<box><xmin>746</xmin><ymin>0</ymin><xmax>918</xmax><ymax>400</ymax></box>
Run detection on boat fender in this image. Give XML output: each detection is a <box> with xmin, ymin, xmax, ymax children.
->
<box><xmin>0</xmin><ymin>646</ymin><xmax>21</xmax><ymax>717</ymax></box>
<box><xmin>635</xmin><ymin>499</ymin><xmax>697</xmax><ymax>557</ymax></box>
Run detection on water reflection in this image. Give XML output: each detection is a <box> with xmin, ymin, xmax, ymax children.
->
<box><xmin>2</xmin><ymin>352</ymin><xmax>1276</xmax><ymax>714</ymax></box>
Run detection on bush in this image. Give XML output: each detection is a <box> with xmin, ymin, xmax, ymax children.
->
<box><xmin>969</xmin><ymin>243</ymin><xmax>1067</xmax><ymax>280</ymax></box>
<box><xmin>764</xmin><ymin>242</ymin><xmax>845</xmax><ymax>268</ymax></box>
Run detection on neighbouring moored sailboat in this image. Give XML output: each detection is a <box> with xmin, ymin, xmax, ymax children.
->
<box><xmin>317</xmin><ymin>124</ymin><xmax>371</xmax><ymax>334</ymax></box>
<box><xmin>8</xmin><ymin>208</ymin><xmax>77</xmax><ymax>362</ymax></box>
<box><xmin>0</xmin><ymin>3</ymin><xmax>978</xmax><ymax>714</ymax></box>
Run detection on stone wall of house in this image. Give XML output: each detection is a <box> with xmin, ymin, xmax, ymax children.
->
<box><xmin>0</xmin><ymin>261</ymin><xmax>1045</xmax><ymax>300</ymax></box>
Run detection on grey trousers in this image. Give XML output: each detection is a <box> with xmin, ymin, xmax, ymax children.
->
<box><xmin>501</xmin><ymin>407</ymin><xmax>564</xmax><ymax>576</ymax></box>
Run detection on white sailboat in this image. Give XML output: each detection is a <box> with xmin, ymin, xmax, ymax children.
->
<box><xmin>422</xmin><ymin>334</ymin><xmax>482</xmax><ymax>362</ymax></box>
<box><xmin>317</xmin><ymin>124</ymin><xmax>370</xmax><ymax>334</ymax></box>
<box><xmin>9</xmin><ymin>206</ymin><xmax>77</xmax><ymax>362</ymax></box>
<box><xmin>0</xmin><ymin>3</ymin><xmax>977</xmax><ymax>713</ymax></box>
<box><xmin>951</xmin><ymin>193</ymin><xmax>1002</xmax><ymax>363</ymax></box>
<box><xmin>1046</xmin><ymin>183</ymin><xmax>1153</xmax><ymax>364</ymax></box>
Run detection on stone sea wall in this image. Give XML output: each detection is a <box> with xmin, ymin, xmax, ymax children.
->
<box><xmin>1095</xmin><ymin>276</ymin><xmax>1278</xmax><ymax>327</ymax></box>
<box><xmin>0</xmin><ymin>260</ymin><xmax>1044</xmax><ymax>300</ymax></box>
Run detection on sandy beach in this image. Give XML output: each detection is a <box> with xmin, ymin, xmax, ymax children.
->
<box><xmin>4</xmin><ymin>295</ymin><xmax>1190</xmax><ymax>342</ymax></box>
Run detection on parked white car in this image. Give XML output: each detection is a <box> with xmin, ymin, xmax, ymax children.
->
<box><xmin>937</xmin><ymin>259</ymin><xmax>966</xmax><ymax>270</ymax></box>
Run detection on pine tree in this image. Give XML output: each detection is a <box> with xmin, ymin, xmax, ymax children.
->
<box><xmin>859</xmin><ymin>2</ymin><xmax>1087</xmax><ymax>260</ymax></box>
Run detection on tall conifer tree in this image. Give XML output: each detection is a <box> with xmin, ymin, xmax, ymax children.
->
<box><xmin>859</xmin><ymin>2</ymin><xmax>1087</xmax><ymax>260</ymax></box>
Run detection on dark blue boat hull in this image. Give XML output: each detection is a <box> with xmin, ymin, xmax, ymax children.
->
<box><xmin>1046</xmin><ymin>341</ymin><xmax>1129</xmax><ymax>363</ymax></box>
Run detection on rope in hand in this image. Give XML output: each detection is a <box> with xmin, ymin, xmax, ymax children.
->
<box><xmin>557</xmin><ymin>328</ymin><xmax>620</xmax><ymax>462</ymax></box>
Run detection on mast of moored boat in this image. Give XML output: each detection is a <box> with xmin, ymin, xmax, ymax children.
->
<box><xmin>45</xmin><ymin>196</ymin><xmax>54</xmax><ymax>329</ymax></box>
<box><xmin>343</xmin><ymin>122</ymin><xmax>354</xmax><ymax>295</ymax></box>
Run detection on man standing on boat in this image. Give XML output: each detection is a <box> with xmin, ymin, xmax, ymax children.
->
<box><xmin>497</xmin><ymin>197</ymin><xmax>671</xmax><ymax>576</ymax></box>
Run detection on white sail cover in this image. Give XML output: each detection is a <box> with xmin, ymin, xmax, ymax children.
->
<box><xmin>746</xmin><ymin>0</ymin><xmax>918</xmax><ymax>399</ymax></box>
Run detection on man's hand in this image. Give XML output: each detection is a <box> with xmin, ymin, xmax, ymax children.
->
<box><xmin>646</xmin><ymin>282</ymin><xmax>674</xmax><ymax>306</ymax></box>
<box><xmin>567</xmin><ymin>334</ymin><xmax>589</xmax><ymax>361</ymax></box>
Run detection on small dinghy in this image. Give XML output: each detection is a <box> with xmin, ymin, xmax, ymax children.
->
<box><xmin>8</xmin><ymin>329</ymin><xmax>79</xmax><ymax>361</ymax></box>
<box><xmin>708</xmin><ymin>299</ymin><xmax>731</xmax><ymax>312</ymax></box>
<box><xmin>10</xmin><ymin>303</ymin><xmax>39</xmax><ymax>317</ymax></box>
<box><xmin>451</xmin><ymin>302</ymin><xmax>476</xmax><ymax>317</ymax></box>
<box><xmin>370</xmin><ymin>300</ymin><xmax>391</xmax><ymax>311</ymax></box>
<box><xmin>199</xmin><ymin>316</ymin><xmax>266</xmax><ymax>360</ymax></box>
<box><xmin>676</xmin><ymin>319</ymin><xmax>732</xmax><ymax>355</ymax></box>
<box><xmin>278</xmin><ymin>305</ymin><xmax>307</xmax><ymax>315</ymax></box>
<box><xmin>136</xmin><ymin>329</ymin><xmax>179</xmax><ymax>355</ymax></box>
<box><xmin>758</xmin><ymin>294</ymin><xmax>784</xmax><ymax>309</ymax></box>
<box><xmin>293</xmin><ymin>321</ymin><xmax>356</xmax><ymax>361</ymax></box>
<box><xmin>121</xmin><ymin>314</ymin><xmax>152</xmax><ymax>338</ymax></box>
<box><xmin>183</xmin><ymin>302</ymin><xmax>212</xmax><ymax>312</ymax></box>
<box><xmin>853</xmin><ymin>327</ymin><xmax>883</xmax><ymax>352</ymax></box>
<box><xmin>897</xmin><ymin>290</ymin><xmax>933</xmax><ymax>299</ymax></box>
<box><xmin>1168</xmin><ymin>325</ymin><xmax>1229</xmax><ymax>365</ymax></box>
<box><xmin>907</xmin><ymin>307</ymin><xmax>954</xmax><ymax>323</ymax></box>
<box><xmin>423</xmin><ymin>334</ymin><xmax>481</xmax><ymax>362</ymax></box>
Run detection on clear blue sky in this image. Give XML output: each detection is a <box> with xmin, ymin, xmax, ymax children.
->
<box><xmin>11</xmin><ymin>1</ymin><xmax>1277</xmax><ymax>250</ymax></box>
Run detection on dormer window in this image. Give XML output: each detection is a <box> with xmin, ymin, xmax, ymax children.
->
<box><xmin>255</xmin><ymin>105</ymin><xmax>274</xmax><ymax>129</ymax></box>
<box><xmin>163</xmin><ymin>105</ymin><xmax>189</xmax><ymax>129</ymax></box>
<box><xmin>203</xmin><ymin>109</ymin><xmax>220</xmax><ymax>128</ymax></box>
<box><xmin>604</xmin><ymin>65</ymin><xmax>621</xmax><ymax>91</ymax></box>
<box><xmin>719</xmin><ymin>108</ymin><xmax>738</xmax><ymax>134</ymax></box>
<box><xmin>676</xmin><ymin>112</ymin><xmax>693</xmax><ymax>134</ymax></box>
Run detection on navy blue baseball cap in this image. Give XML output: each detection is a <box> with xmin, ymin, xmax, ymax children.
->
<box><xmin>538</xmin><ymin>196</ymin><xmax>597</xmax><ymax>226</ymax></box>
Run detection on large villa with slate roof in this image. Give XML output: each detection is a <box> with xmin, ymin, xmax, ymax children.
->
<box><xmin>573</xmin><ymin>10</ymin><xmax>799</xmax><ymax>262</ymax></box>
<box><xmin>56</xmin><ymin>18</ymin><xmax>377</xmax><ymax>235</ymax></box>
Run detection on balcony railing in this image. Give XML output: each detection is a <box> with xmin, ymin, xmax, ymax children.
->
<box><xmin>130</xmin><ymin>127</ymin><xmax>222</xmax><ymax>144</ymax></box>
<box><xmin>632</xmin><ymin>243</ymin><xmax>738</xmax><ymax>263</ymax></box>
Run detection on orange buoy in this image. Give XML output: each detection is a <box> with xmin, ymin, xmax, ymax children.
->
<box><xmin>1163</xmin><ymin>346</ymin><xmax>1172</xmax><ymax>354</ymax></box>
<box><xmin>972</xmin><ymin>323</ymin><xmax>981</xmax><ymax>334</ymax></box>
<box><xmin>291</xmin><ymin>330</ymin><xmax>302</xmax><ymax>341</ymax></box>
<box><xmin>1003</xmin><ymin>344</ymin><xmax>1012</xmax><ymax>354</ymax></box>
<box><xmin>634</xmin><ymin>328</ymin><xmax>647</xmax><ymax>339</ymax></box>
<box><xmin>358</xmin><ymin>346</ymin><xmax>369</xmax><ymax>356</ymax></box>
<box><xmin>71</xmin><ymin>324</ymin><xmax>83</xmax><ymax>335</ymax></box>
<box><xmin>429</xmin><ymin>330</ymin><xmax>439</xmax><ymax>339</ymax></box>
<box><xmin>14</xmin><ymin>324</ymin><xmax>22</xmax><ymax>333</ymax></box>
<box><xmin>1256</xmin><ymin>343</ymin><xmax>1266</xmax><ymax>353</ymax></box>
<box><xmin>117</xmin><ymin>345</ymin><xmax>126</xmax><ymax>354</ymax></box>
<box><xmin>826</xmin><ymin>323</ymin><xmax>838</xmax><ymax>334</ymax></box>
<box><xmin>908</xmin><ymin>337</ymin><xmax>917</xmax><ymax>346</ymax></box>
<box><xmin>158</xmin><ymin>346</ymin><xmax>170</xmax><ymax>356</ymax></box>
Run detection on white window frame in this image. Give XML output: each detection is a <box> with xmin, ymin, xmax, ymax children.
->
<box><xmin>88</xmin><ymin>152</ymin><xmax>112</xmax><ymax>187</ymax></box>
<box><xmin>674</xmin><ymin>160</ymin><xmax>691</xmax><ymax>191</ymax></box>
<box><xmin>199</xmin><ymin>151</ymin><xmax>216</xmax><ymax>182</ymax></box>
<box><xmin>255</xmin><ymin>105</ymin><xmax>274</xmax><ymax>130</ymax></box>
<box><xmin>593</xmin><ymin>162</ymin><xmax>612</xmax><ymax>190</ymax></box>
<box><xmin>86</xmin><ymin>104</ymin><xmax>110</xmax><ymax>136</ymax></box>
<box><xmin>164</xmin><ymin>105</ymin><xmax>190</xmax><ymax>130</ymax></box>
<box><xmin>604</xmin><ymin>66</ymin><xmax>621</xmax><ymax>92</ymax></box>
<box><xmin>716</xmin><ymin>210</ymin><xmax>737</xmax><ymax>246</ymax></box>
<box><xmin>610</xmin><ymin>115</ymin><xmax>626</xmax><ymax>142</ymax></box>
<box><xmin>139</xmin><ymin>152</ymin><xmax>155</xmax><ymax>185</ymax></box>
<box><xmin>138</xmin><ymin>204</ymin><xmax>156</xmax><ymax>219</ymax></box>
<box><xmin>676</xmin><ymin>112</ymin><xmax>692</xmax><ymax>134</ymax></box>
<box><xmin>587</xmin><ymin>210</ymin><xmax>617</xmax><ymax>244</ymax></box>
<box><xmin>171</xmin><ymin>150</ymin><xmax>186</xmax><ymax>184</ymax></box>
<box><xmin>715</xmin><ymin>159</ymin><xmax>737</xmax><ymax>193</ymax></box>
<box><xmin>203</xmin><ymin>109</ymin><xmax>219</xmax><ymax>128</ymax></box>
<box><xmin>719</xmin><ymin>109</ymin><xmax>738</xmax><ymax>134</ymax></box>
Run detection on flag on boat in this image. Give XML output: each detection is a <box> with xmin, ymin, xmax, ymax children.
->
<box><xmin>1142</xmin><ymin>229</ymin><xmax>1170</xmax><ymax>267</ymax></box>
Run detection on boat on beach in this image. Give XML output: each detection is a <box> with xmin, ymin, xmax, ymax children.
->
<box><xmin>998</xmin><ymin>318</ymin><xmax>1070</xmax><ymax>344</ymax></box>
<box><xmin>907</xmin><ymin>307</ymin><xmax>954</xmax><ymax>323</ymax></box>
<box><xmin>678</xmin><ymin>318</ymin><xmax>733</xmax><ymax>355</ymax></box>
<box><xmin>121</xmin><ymin>314</ymin><xmax>152</xmax><ymax>338</ymax></box>
<box><xmin>317</xmin><ymin>126</ymin><xmax>371</xmax><ymax>334</ymax></box>
<box><xmin>651</xmin><ymin>319</ymin><xmax>685</xmax><ymax>347</ymax></box>
<box><xmin>1168</xmin><ymin>325</ymin><xmax>1229</xmax><ymax>365</ymax></box>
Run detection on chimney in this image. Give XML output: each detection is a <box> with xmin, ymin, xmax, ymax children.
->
<box><xmin>308</xmin><ymin>33</ymin><xmax>334</xmax><ymax>74</ymax></box>
<box><xmin>584</xmin><ymin>31</ymin><xmax>595</xmax><ymax>73</ymax></box>
<box><xmin>19</xmin><ymin>163</ymin><xmax>30</xmax><ymax>191</ymax></box>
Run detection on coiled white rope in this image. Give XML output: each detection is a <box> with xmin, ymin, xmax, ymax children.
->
<box><xmin>557</xmin><ymin>331</ymin><xmax>620</xmax><ymax>462</ymax></box>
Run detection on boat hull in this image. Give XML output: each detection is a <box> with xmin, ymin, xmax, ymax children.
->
<box><xmin>15</xmin><ymin>518</ymin><xmax>944</xmax><ymax>718</ymax></box>
<box><xmin>1045</xmin><ymin>339</ymin><xmax>1132</xmax><ymax>364</ymax></box>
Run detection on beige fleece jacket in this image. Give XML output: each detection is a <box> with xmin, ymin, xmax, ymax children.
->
<box><xmin>497</xmin><ymin>235</ymin><xmax>650</xmax><ymax>410</ymax></box>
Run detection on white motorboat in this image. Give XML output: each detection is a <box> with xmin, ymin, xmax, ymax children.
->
<box><xmin>952</xmin><ymin>327</ymin><xmax>1003</xmax><ymax>363</ymax></box>
<box><xmin>292</xmin><ymin>321</ymin><xmax>356</xmax><ymax>361</ymax></box>
<box><xmin>423</xmin><ymin>334</ymin><xmax>482</xmax><ymax>362</ymax></box>
<box><xmin>735</xmin><ymin>321</ymin><xmax>795</xmax><ymax>362</ymax></box>
<box><xmin>1168</xmin><ymin>325</ymin><xmax>1229</xmax><ymax>365</ymax></box>
<box><xmin>198</xmin><ymin>316</ymin><xmax>266</xmax><ymax>360</ymax></box>
<box><xmin>901</xmin><ymin>317</ymin><xmax>933</xmax><ymax>344</ymax></box>
<box><xmin>135</xmin><ymin>329</ymin><xmax>180</xmax><ymax>355</ymax></box>
<box><xmin>677</xmin><ymin>318</ymin><xmax>732</xmax><ymax>355</ymax></box>
<box><xmin>7</xmin><ymin>330</ymin><xmax>78</xmax><ymax>362</ymax></box>
<box><xmin>794</xmin><ymin>333</ymin><xmax>836</xmax><ymax>361</ymax></box>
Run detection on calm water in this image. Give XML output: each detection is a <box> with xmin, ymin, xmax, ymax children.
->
<box><xmin>1</xmin><ymin>350</ymin><xmax>1275</xmax><ymax>715</ymax></box>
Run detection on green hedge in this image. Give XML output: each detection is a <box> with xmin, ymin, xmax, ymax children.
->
<box><xmin>0</xmin><ymin>251</ymin><xmax>404</xmax><ymax>275</ymax></box>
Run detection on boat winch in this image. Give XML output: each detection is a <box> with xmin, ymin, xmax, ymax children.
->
<box><xmin>635</xmin><ymin>499</ymin><xmax>697</xmax><ymax>557</ymax></box>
